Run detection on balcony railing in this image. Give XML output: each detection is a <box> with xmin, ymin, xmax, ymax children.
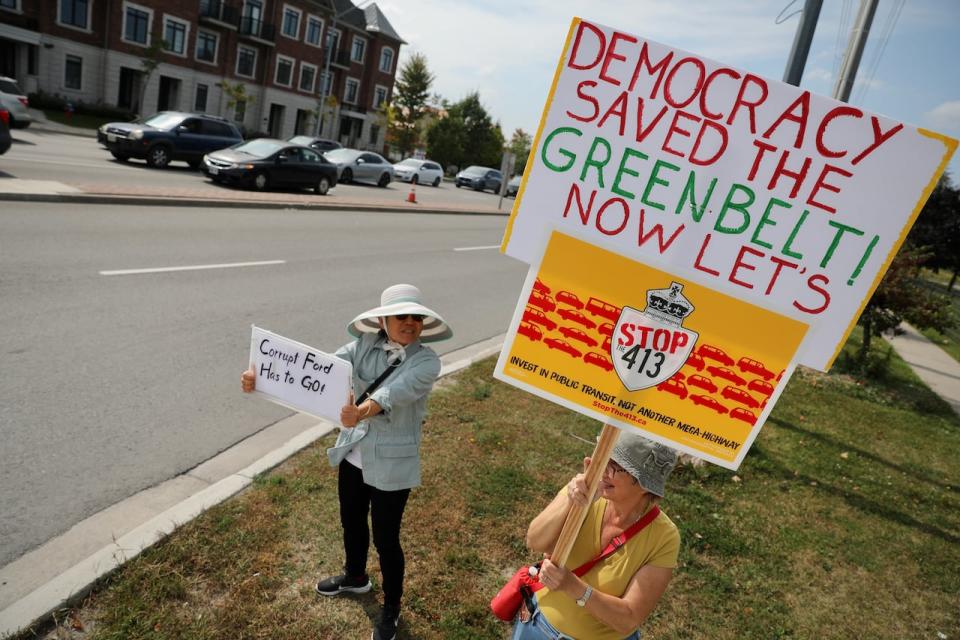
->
<box><xmin>239</xmin><ymin>16</ymin><xmax>276</xmax><ymax>43</ymax></box>
<box><xmin>199</xmin><ymin>0</ymin><xmax>239</xmax><ymax>29</ymax></box>
<box><xmin>328</xmin><ymin>50</ymin><xmax>352</xmax><ymax>68</ymax></box>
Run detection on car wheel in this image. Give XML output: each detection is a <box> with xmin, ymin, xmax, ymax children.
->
<box><xmin>410</xmin><ymin>174</ymin><xmax>419</xmax><ymax>185</ymax></box>
<box><xmin>188</xmin><ymin>160</ymin><xmax>201</xmax><ymax>170</ymax></box>
<box><xmin>455</xmin><ymin>183</ymin><xmax>460</xmax><ymax>188</ymax></box>
<box><xmin>340</xmin><ymin>168</ymin><xmax>353</xmax><ymax>183</ymax></box>
<box><xmin>252</xmin><ymin>171</ymin><xmax>269</xmax><ymax>191</ymax></box>
<box><xmin>110</xmin><ymin>152</ymin><xmax>129</xmax><ymax>162</ymax></box>
<box><xmin>432</xmin><ymin>177</ymin><xmax>441</xmax><ymax>187</ymax></box>
<box><xmin>211</xmin><ymin>175</ymin><xmax>224</xmax><ymax>183</ymax></box>
<box><xmin>146</xmin><ymin>145</ymin><xmax>172</xmax><ymax>169</ymax></box>
<box><xmin>377</xmin><ymin>173</ymin><xmax>391</xmax><ymax>188</ymax></box>
<box><xmin>315</xmin><ymin>176</ymin><xmax>331</xmax><ymax>195</ymax></box>
<box><xmin>473</xmin><ymin>182</ymin><xmax>483</xmax><ymax>191</ymax></box>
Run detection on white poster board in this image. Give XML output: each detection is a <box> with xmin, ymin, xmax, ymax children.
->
<box><xmin>248</xmin><ymin>326</ymin><xmax>352</xmax><ymax>423</ymax></box>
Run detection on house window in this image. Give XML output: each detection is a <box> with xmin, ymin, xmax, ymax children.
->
<box><xmin>318</xmin><ymin>70</ymin><xmax>333</xmax><ymax>97</ymax></box>
<box><xmin>275</xmin><ymin>55</ymin><xmax>294</xmax><ymax>87</ymax></box>
<box><xmin>0</xmin><ymin>0</ymin><xmax>19</xmax><ymax>10</ymax></box>
<box><xmin>122</xmin><ymin>3</ymin><xmax>152</xmax><ymax>45</ymax></box>
<box><xmin>281</xmin><ymin>5</ymin><xmax>301</xmax><ymax>39</ymax></box>
<box><xmin>237</xmin><ymin>46</ymin><xmax>257</xmax><ymax>77</ymax></box>
<box><xmin>351</xmin><ymin>36</ymin><xmax>365</xmax><ymax>63</ymax></box>
<box><xmin>344</xmin><ymin>77</ymin><xmax>359</xmax><ymax>104</ymax></box>
<box><xmin>299</xmin><ymin>63</ymin><xmax>316</xmax><ymax>93</ymax></box>
<box><xmin>64</xmin><ymin>55</ymin><xmax>82</xmax><ymax>90</ymax></box>
<box><xmin>59</xmin><ymin>0</ymin><xmax>89</xmax><ymax>29</ymax></box>
<box><xmin>373</xmin><ymin>85</ymin><xmax>387</xmax><ymax>109</ymax></box>
<box><xmin>379</xmin><ymin>47</ymin><xmax>393</xmax><ymax>73</ymax></box>
<box><xmin>196</xmin><ymin>30</ymin><xmax>218</xmax><ymax>63</ymax></box>
<box><xmin>305</xmin><ymin>15</ymin><xmax>323</xmax><ymax>46</ymax></box>
<box><xmin>195</xmin><ymin>83</ymin><xmax>208</xmax><ymax>112</ymax></box>
<box><xmin>326</xmin><ymin>28</ymin><xmax>340</xmax><ymax>55</ymax></box>
<box><xmin>163</xmin><ymin>16</ymin><xmax>189</xmax><ymax>56</ymax></box>
<box><xmin>369</xmin><ymin>124</ymin><xmax>379</xmax><ymax>145</ymax></box>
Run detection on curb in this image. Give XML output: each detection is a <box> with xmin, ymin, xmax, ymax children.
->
<box><xmin>0</xmin><ymin>335</ymin><xmax>505</xmax><ymax>639</ymax></box>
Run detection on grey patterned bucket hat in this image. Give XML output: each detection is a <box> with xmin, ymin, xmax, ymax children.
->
<box><xmin>610</xmin><ymin>432</ymin><xmax>678</xmax><ymax>497</ymax></box>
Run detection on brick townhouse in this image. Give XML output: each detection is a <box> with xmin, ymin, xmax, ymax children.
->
<box><xmin>0</xmin><ymin>0</ymin><xmax>403</xmax><ymax>149</ymax></box>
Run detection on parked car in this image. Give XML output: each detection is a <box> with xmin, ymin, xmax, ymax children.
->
<box><xmin>505</xmin><ymin>174</ymin><xmax>521</xmax><ymax>197</ymax></box>
<box><xmin>99</xmin><ymin>111</ymin><xmax>242</xmax><ymax>168</ymax></box>
<box><xmin>287</xmin><ymin>135</ymin><xmax>342</xmax><ymax>153</ymax></box>
<box><xmin>0</xmin><ymin>109</ymin><xmax>11</xmax><ymax>155</ymax></box>
<box><xmin>324</xmin><ymin>148</ymin><xmax>393</xmax><ymax>187</ymax></box>
<box><xmin>455</xmin><ymin>165</ymin><xmax>502</xmax><ymax>192</ymax></box>
<box><xmin>392</xmin><ymin>158</ymin><xmax>444</xmax><ymax>186</ymax></box>
<box><xmin>0</xmin><ymin>76</ymin><xmax>31</xmax><ymax>129</ymax></box>
<box><xmin>202</xmin><ymin>138</ymin><xmax>338</xmax><ymax>194</ymax></box>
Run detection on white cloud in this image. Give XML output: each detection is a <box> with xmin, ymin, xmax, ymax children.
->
<box><xmin>924</xmin><ymin>101</ymin><xmax>960</xmax><ymax>133</ymax></box>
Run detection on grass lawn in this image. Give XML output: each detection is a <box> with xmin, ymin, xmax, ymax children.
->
<box><xmin>919</xmin><ymin>270</ymin><xmax>960</xmax><ymax>363</ymax></box>
<box><xmin>17</xmin><ymin>336</ymin><xmax>960</xmax><ymax>640</ymax></box>
<box><xmin>39</xmin><ymin>109</ymin><xmax>116</xmax><ymax>130</ymax></box>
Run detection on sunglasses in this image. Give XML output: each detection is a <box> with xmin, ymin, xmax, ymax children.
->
<box><xmin>393</xmin><ymin>314</ymin><xmax>425</xmax><ymax>322</ymax></box>
<box><xmin>605</xmin><ymin>460</ymin><xmax>638</xmax><ymax>483</ymax></box>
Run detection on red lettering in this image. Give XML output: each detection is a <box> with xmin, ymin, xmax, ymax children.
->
<box><xmin>793</xmin><ymin>274</ymin><xmax>831</xmax><ymax>314</ymax></box>
<box><xmin>635</xmin><ymin>97</ymin><xmax>669</xmax><ymax>143</ymax></box>
<box><xmin>694</xmin><ymin>233</ymin><xmax>721</xmax><ymax>276</ymax></box>
<box><xmin>700</xmin><ymin>67</ymin><xmax>740</xmax><ymax>120</ymax></box>
<box><xmin>765</xmin><ymin>256</ymin><xmax>799</xmax><ymax>295</ymax></box>
<box><xmin>567</xmin><ymin>80</ymin><xmax>600</xmax><ymax>123</ymax></box>
<box><xmin>815</xmin><ymin>106</ymin><xmax>862</xmax><ymax>158</ymax></box>
<box><xmin>670</xmin><ymin>331</ymin><xmax>689</xmax><ymax>353</ymax></box>
<box><xmin>807</xmin><ymin>164</ymin><xmax>853</xmax><ymax>214</ymax></box>
<box><xmin>690</xmin><ymin>119</ymin><xmax>728</xmax><ymax>166</ymax></box>
<box><xmin>599</xmin><ymin>31</ymin><xmax>638</xmax><ymax>86</ymax></box>
<box><xmin>768</xmin><ymin>149</ymin><xmax>812</xmax><ymax>199</ymax></box>
<box><xmin>762</xmin><ymin>91</ymin><xmax>810</xmax><ymax>149</ymax></box>
<box><xmin>726</xmin><ymin>74</ymin><xmax>769</xmax><ymax>134</ymax></box>
<box><xmin>663</xmin><ymin>57</ymin><xmax>706</xmax><ymax>109</ymax></box>
<box><xmin>851</xmin><ymin>117</ymin><xmax>904</xmax><ymax>165</ymax></box>
<box><xmin>597</xmin><ymin>91</ymin><xmax>628</xmax><ymax>135</ymax></box>
<box><xmin>662</xmin><ymin>110</ymin><xmax>699</xmax><ymax>159</ymax></box>
<box><xmin>729</xmin><ymin>245</ymin><xmax>764</xmax><ymax>289</ymax></box>
<box><xmin>568</xmin><ymin>21</ymin><xmax>606</xmax><ymax>70</ymax></box>
<box><xmin>747</xmin><ymin>139</ymin><xmax>777</xmax><ymax>182</ymax></box>
<box><xmin>618</xmin><ymin>323</ymin><xmax>635</xmax><ymax>347</ymax></box>
<box><xmin>562</xmin><ymin>182</ymin><xmax>597</xmax><ymax>225</ymax></box>
<box><xmin>637</xmin><ymin>208</ymin><xmax>685</xmax><ymax>254</ymax></box>
<box><xmin>628</xmin><ymin>41</ymin><xmax>674</xmax><ymax>97</ymax></box>
<box><xmin>596</xmin><ymin>197</ymin><xmax>630</xmax><ymax>235</ymax></box>
<box><xmin>652</xmin><ymin>329</ymin><xmax>670</xmax><ymax>352</ymax></box>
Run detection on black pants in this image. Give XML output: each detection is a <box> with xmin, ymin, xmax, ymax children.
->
<box><xmin>338</xmin><ymin>460</ymin><xmax>411</xmax><ymax>608</ymax></box>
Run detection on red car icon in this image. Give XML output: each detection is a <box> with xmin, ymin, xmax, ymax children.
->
<box><xmin>690</xmin><ymin>394</ymin><xmax>729</xmax><ymax>414</ymax></box>
<box><xmin>584</xmin><ymin>351</ymin><xmax>614</xmax><ymax>371</ymax></box>
<box><xmin>730</xmin><ymin>407</ymin><xmax>757</xmax><ymax>425</ymax></box>
<box><xmin>720</xmin><ymin>385</ymin><xmax>760</xmax><ymax>409</ymax></box>
<box><xmin>737</xmin><ymin>357</ymin><xmax>776</xmax><ymax>381</ymax></box>
<box><xmin>684</xmin><ymin>352</ymin><xmax>705</xmax><ymax>372</ymax></box>
<box><xmin>598</xmin><ymin>322</ymin><xmax>615</xmax><ymax>337</ymax></box>
<box><xmin>748</xmin><ymin>379</ymin><xmax>774</xmax><ymax>397</ymax></box>
<box><xmin>557</xmin><ymin>308</ymin><xmax>597</xmax><ymax>330</ymax></box>
<box><xmin>672</xmin><ymin>371</ymin><xmax>686</xmax><ymax>381</ymax></box>
<box><xmin>601</xmin><ymin>335</ymin><xmax>612</xmax><ymax>352</ymax></box>
<box><xmin>657</xmin><ymin>378</ymin><xmax>688</xmax><ymax>400</ymax></box>
<box><xmin>517</xmin><ymin>321</ymin><xmax>542</xmax><ymax>342</ymax></box>
<box><xmin>687</xmin><ymin>374</ymin><xmax>717</xmax><ymax>393</ymax></box>
<box><xmin>706</xmin><ymin>366</ymin><xmax>746</xmax><ymax>386</ymax></box>
<box><xmin>523</xmin><ymin>307</ymin><xmax>557</xmax><ymax>331</ymax></box>
<box><xmin>544</xmin><ymin>338</ymin><xmax>582</xmax><ymax>358</ymax></box>
<box><xmin>559</xmin><ymin>326</ymin><xmax>598</xmax><ymax>347</ymax></box>
<box><xmin>528</xmin><ymin>290</ymin><xmax>556</xmax><ymax>313</ymax></box>
<box><xmin>698</xmin><ymin>344</ymin><xmax>735</xmax><ymax>367</ymax></box>
<box><xmin>556</xmin><ymin>290</ymin><xmax>585</xmax><ymax>309</ymax></box>
<box><xmin>533</xmin><ymin>277</ymin><xmax>551</xmax><ymax>295</ymax></box>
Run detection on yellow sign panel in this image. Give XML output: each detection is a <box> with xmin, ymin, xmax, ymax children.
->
<box><xmin>494</xmin><ymin>230</ymin><xmax>809</xmax><ymax>469</ymax></box>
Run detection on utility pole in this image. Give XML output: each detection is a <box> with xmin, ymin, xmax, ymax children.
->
<box><xmin>833</xmin><ymin>0</ymin><xmax>879</xmax><ymax>102</ymax></box>
<box><xmin>782</xmin><ymin>0</ymin><xmax>823</xmax><ymax>86</ymax></box>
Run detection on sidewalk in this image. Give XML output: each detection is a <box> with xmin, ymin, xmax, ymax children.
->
<box><xmin>888</xmin><ymin>322</ymin><xmax>960</xmax><ymax>415</ymax></box>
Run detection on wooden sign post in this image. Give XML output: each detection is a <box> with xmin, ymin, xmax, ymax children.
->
<box><xmin>551</xmin><ymin>422</ymin><xmax>620</xmax><ymax>568</ymax></box>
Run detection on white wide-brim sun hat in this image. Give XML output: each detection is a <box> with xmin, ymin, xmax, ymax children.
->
<box><xmin>347</xmin><ymin>283</ymin><xmax>453</xmax><ymax>343</ymax></box>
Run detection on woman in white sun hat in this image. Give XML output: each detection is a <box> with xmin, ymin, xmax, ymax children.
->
<box><xmin>241</xmin><ymin>283</ymin><xmax>451</xmax><ymax>640</ymax></box>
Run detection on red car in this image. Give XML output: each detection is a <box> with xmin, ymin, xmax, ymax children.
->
<box><xmin>557</xmin><ymin>308</ymin><xmax>597</xmax><ymax>329</ymax></box>
<box><xmin>657</xmin><ymin>378</ymin><xmax>688</xmax><ymax>400</ymax></box>
<box><xmin>601</xmin><ymin>335</ymin><xmax>612</xmax><ymax>352</ymax></box>
<box><xmin>556</xmin><ymin>290</ymin><xmax>585</xmax><ymax>309</ymax></box>
<box><xmin>533</xmin><ymin>277</ymin><xmax>551</xmax><ymax>295</ymax></box>
<box><xmin>720</xmin><ymin>385</ymin><xmax>760</xmax><ymax>409</ymax></box>
<box><xmin>544</xmin><ymin>338</ymin><xmax>582</xmax><ymax>358</ymax></box>
<box><xmin>706</xmin><ymin>366</ymin><xmax>746</xmax><ymax>386</ymax></box>
<box><xmin>690</xmin><ymin>394</ymin><xmax>729</xmax><ymax>414</ymax></box>
<box><xmin>523</xmin><ymin>307</ymin><xmax>557</xmax><ymax>331</ymax></box>
<box><xmin>698</xmin><ymin>344</ymin><xmax>735</xmax><ymax>367</ymax></box>
<box><xmin>687</xmin><ymin>374</ymin><xmax>717</xmax><ymax>393</ymax></box>
<box><xmin>684</xmin><ymin>352</ymin><xmax>705</xmax><ymax>372</ymax></box>
<box><xmin>517</xmin><ymin>321</ymin><xmax>542</xmax><ymax>342</ymax></box>
<box><xmin>558</xmin><ymin>326</ymin><xmax>598</xmax><ymax>347</ymax></box>
<box><xmin>598</xmin><ymin>322</ymin><xmax>615</xmax><ymax>337</ymax></box>
<box><xmin>730</xmin><ymin>407</ymin><xmax>757</xmax><ymax>425</ymax></box>
<box><xmin>748</xmin><ymin>379</ymin><xmax>774</xmax><ymax>397</ymax></box>
<box><xmin>737</xmin><ymin>357</ymin><xmax>775</xmax><ymax>381</ymax></box>
<box><xmin>528</xmin><ymin>290</ymin><xmax>556</xmax><ymax>313</ymax></box>
<box><xmin>673</xmin><ymin>371</ymin><xmax>686</xmax><ymax>381</ymax></box>
<box><xmin>584</xmin><ymin>351</ymin><xmax>614</xmax><ymax>371</ymax></box>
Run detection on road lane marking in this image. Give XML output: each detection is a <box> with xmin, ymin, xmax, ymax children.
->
<box><xmin>100</xmin><ymin>260</ymin><xmax>286</xmax><ymax>276</ymax></box>
<box><xmin>453</xmin><ymin>245</ymin><xmax>500</xmax><ymax>252</ymax></box>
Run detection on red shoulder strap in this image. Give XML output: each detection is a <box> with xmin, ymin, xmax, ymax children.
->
<box><xmin>571</xmin><ymin>505</ymin><xmax>660</xmax><ymax>577</ymax></box>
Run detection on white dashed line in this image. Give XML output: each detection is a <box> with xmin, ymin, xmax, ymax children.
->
<box><xmin>100</xmin><ymin>260</ymin><xmax>286</xmax><ymax>276</ymax></box>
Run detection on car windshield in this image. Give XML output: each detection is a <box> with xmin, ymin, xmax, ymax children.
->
<box><xmin>288</xmin><ymin>136</ymin><xmax>313</xmax><ymax>145</ymax></box>
<box><xmin>397</xmin><ymin>159</ymin><xmax>421</xmax><ymax>166</ymax></box>
<box><xmin>324</xmin><ymin>149</ymin><xmax>355</xmax><ymax>163</ymax></box>
<box><xmin>0</xmin><ymin>79</ymin><xmax>23</xmax><ymax>94</ymax></box>
<box><xmin>234</xmin><ymin>139</ymin><xmax>285</xmax><ymax>157</ymax></box>
<box><xmin>141</xmin><ymin>113</ymin><xmax>187</xmax><ymax>130</ymax></box>
<box><xmin>463</xmin><ymin>166</ymin><xmax>487</xmax><ymax>175</ymax></box>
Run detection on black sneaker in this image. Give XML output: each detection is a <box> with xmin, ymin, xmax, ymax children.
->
<box><xmin>371</xmin><ymin>604</ymin><xmax>400</xmax><ymax>640</ymax></box>
<box><xmin>315</xmin><ymin>573</ymin><xmax>372</xmax><ymax>596</ymax></box>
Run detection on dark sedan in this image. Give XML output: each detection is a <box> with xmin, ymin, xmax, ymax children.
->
<box><xmin>455</xmin><ymin>165</ymin><xmax>502</xmax><ymax>192</ymax></box>
<box><xmin>288</xmin><ymin>135</ymin><xmax>342</xmax><ymax>153</ymax></box>
<box><xmin>0</xmin><ymin>109</ymin><xmax>11</xmax><ymax>156</ymax></box>
<box><xmin>202</xmin><ymin>139</ymin><xmax>339</xmax><ymax>194</ymax></box>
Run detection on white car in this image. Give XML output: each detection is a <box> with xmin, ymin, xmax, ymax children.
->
<box><xmin>0</xmin><ymin>76</ymin><xmax>32</xmax><ymax>129</ymax></box>
<box><xmin>392</xmin><ymin>158</ymin><xmax>444</xmax><ymax>186</ymax></box>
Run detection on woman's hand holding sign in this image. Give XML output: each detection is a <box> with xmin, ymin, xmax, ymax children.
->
<box><xmin>566</xmin><ymin>456</ymin><xmax>597</xmax><ymax>507</ymax></box>
<box><xmin>241</xmin><ymin>366</ymin><xmax>255</xmax><ymax>393</ymax></box>
<box><xmin>340</xmin><ymin>391</ymin><xmax>382</xmax><ymax>429</ymax></box>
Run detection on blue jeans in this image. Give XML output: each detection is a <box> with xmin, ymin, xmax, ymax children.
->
<box><xmin>510</xmin><ymin>596</ymin><xmax>641</xmax><ymax>640</ymax></box>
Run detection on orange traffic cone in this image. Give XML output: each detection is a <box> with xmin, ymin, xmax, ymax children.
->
<box><xmin>406</xmin><ymin>185</ymin><xmax>417</xmax><ymax>203</ymax></box>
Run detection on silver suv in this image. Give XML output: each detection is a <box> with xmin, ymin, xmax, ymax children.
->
<box><xmin>0</xmin><ymin>77</ymin><xmax>32</xmax><ymax>129</ymax></box>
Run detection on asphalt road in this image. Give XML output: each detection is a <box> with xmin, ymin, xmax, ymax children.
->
<box><xmin>0</xmin><ymin>129</ymin><xmax>514</xmax><ymax>210</ymax></box>
<box><xmin>0</xmin><ymin>201</ymin><xmax>527</xmax><ymax>567</ymax></box>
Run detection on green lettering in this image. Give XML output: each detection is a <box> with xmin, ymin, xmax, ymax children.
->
<box><xmin>611</xmin><ymin>148</ymin><xmax>648</xmax><ymax>199</ymax></box>
<box><xmin>782</xmin><ymin>209</ymin><xmax>809</xmax><ymax>259</ymax></box>
<box><xmin>580</xmin><ymin>136</ymin><xmax>612</xmax><ymax>187</ymax></box>
<box><xmin>675</xmin><ymin>171</ymin><xmax>717</xmax><ymax>223</ymax></box>
<box><xmin>751</xmin><ymin>198</ymin><xmax>791</xmax><ymax>249</ymax></box>
<box><xmin>541</xmin><ymin>126</ymin><xmax>582</xmax><ymax>173</ymax></box>
<box><xmin>640</xmin><ymin>159</ymin><xmax>679</xmax><ymax>211</ymax></box>
<box><xmin>714</xmin><ymin>183</ymin><xmax>755</xmax><ymax>234</ymax></box>
<box><xmin>821</xmin><ymin>220</ymin><xmax>865</xmax><ymax>268</ymax></box>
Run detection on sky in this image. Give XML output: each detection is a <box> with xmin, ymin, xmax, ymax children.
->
<box><xmin>377</xmin><ymin>0</ymin><xmax>960</xmax><ymax>180</ymax></box>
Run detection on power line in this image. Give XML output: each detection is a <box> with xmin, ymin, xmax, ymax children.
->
<box><xmin>854</xmin><ymin>0</ymin><xmax>905</xmax><ymax>103</ymax></box>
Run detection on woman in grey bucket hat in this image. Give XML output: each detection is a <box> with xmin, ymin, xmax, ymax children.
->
<box><xmin>514</xmin><ymin>431</ymin><xmax>680</xmax><ymax>640</ymax></box>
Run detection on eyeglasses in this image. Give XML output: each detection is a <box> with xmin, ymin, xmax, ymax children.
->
<box><xmin>393</xmin><ymin>314</ymin><xmax>425</xmax><ymax>322</ymax></box>
<box><xmin>604</xmin><ymin>460</ymin><xmax>637</xmax><ymax>482</ymax></box>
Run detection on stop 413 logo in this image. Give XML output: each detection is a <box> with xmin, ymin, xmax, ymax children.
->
<box><xmin>612</xmin><ymin>282</ymin><xmax>699</xmax><ymax>391</ymax></box>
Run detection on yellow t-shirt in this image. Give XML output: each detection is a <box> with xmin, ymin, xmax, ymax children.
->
<box><xmin>536</xmin><ymin>497</ymin><xmax>680</xmax><ymax>640</ymax></box>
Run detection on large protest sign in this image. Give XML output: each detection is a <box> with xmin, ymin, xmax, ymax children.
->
<box><xmin>501</xmin><ymin>18</ymin><xmax>957</xmax><ymax>371</ymax></box>
<box><xmin>248</xmin><ymin>326</ymin><xmax>352</xmax><ymax>423</ymax></box>
<box><xmin>494</xmin><ymin>229</ymin><xmax>808</xmax><ymax>469</ymax></box>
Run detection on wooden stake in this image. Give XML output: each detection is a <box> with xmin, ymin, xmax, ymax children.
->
<box><xmin>551</xmin><ymin>422</ymin><xmax>620</xmax><ymax>568</ymax></box>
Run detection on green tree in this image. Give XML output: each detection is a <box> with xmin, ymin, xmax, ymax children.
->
<box><xmin>426</xmin><ymin>112</ymin><xmax>466</xmax><ymax>171</ymax></box>
<box><xmin>217</xmin><ymin>80</ymin><xmax>256</xmax><ymax>130</ymax></box>
<box><xmin>907</xmin><ymin>173</ymin><xmax>960</xmax><ymax>290</ymax></box>
<box><xmin>507</xmin><ymin>128</ymin><xmax>533</xmax><ymax>175</ymax></box>
<box><xmin>455</xmin><ymin>92</ymin><xmax>504</xmax><ymax>167</ymax></box>
<box><xmin>137</xmin><ymin>39</ymin><xmax>167</xmax><ymax>117</ymax></box>
<box><xmin>390</xmin><ymin>53</ymin><xmax>435</xmax><ymax>157</ymax></box>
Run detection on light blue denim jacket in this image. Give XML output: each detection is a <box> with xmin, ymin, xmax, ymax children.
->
<box><xmin>326</xmin><ymin>332</ymin><xmax>441</xmax><ymax>491</ymax></box>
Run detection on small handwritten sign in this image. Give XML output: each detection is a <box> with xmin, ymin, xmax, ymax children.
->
<box><xmin>248</xmin><ymin>326</ymin><xmax>352</xmax><ymax>422</ymax></box>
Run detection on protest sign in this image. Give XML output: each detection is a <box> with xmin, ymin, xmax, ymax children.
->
<box><xmin>501</xmin><ymin>17</ymin><xmax>957</xmax><ymax>371</ymax></box>
<box><xmin>248</xmin><ymin>326</ymin><xmax>352</xmax><ymax>423</ymax></box>
<box><xmin>494</xmin><ymin>229</ymin><xmax>808</xmax><ymax>470</ymax></box>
